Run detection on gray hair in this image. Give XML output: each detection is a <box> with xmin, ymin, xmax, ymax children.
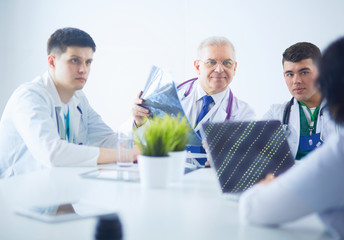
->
<box><xmin>197</xmin><ymin>36</ymin><xmax>236</xmax><ymax>60</ymax></box>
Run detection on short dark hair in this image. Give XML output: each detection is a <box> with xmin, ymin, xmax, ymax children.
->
<box><xmin>47</xmin><ymin>27</ymin><xmax>96</xmax><ymax>55</ymax></box>
<box><xmin>282</xmin><ymin>42</ymin><xmax>321</xmax><ymax>65</ymax></box>
<box><xmin>317</xmin><ymin>37</ymin><xmax>344</xmax><ymax>124</ymax></box>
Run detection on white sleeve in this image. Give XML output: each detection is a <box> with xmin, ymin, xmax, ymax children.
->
<box><xmin>83</xmin><ymin>101</ymin><xmax>117</xmax><ymax>148</ymax></box>
<box><xmin>233</xmin><ymin>98</ymin><xmax>256</xmax><ymax>121</ymax></box>
<box><xmin>318</xmin><ymin>208</ymin><xmax>344</xmax><ymax>239</ymax></box>
<box><xmin>239</xmin><ymin>181</ymin><xmax>313</xmax><ymax>226</ymax></box>
<box><xmin>12</xmin><ymin>86</ymin><xmax>99</xmax><ymax>167</ymax></box>
<box><xmin>242</xmin><ymin>105</ymin><xmax>256</xmax><ymax>120</ymax></box>
<box><xmin>261</xmin><ymin>106</ymin><xmax>275</xmax><ymax>120</ymax></box>
<box><xmin>132</xmin><ymin>119</ymin><xmax>151</xmax><ymax>145</ymax></box>
<box><xmin>261</xmin><ymin>104</ymin><xmax>282</xmax><ymax>121</ymax></box>
<box><xmin>239</xmin><ymin>134</ymin><xmax>344</xmax><ymax>237</ymax></box>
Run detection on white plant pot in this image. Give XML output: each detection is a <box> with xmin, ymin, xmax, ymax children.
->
<box><xmin>137</xmin><ymin>155</ymin><xmax>171</xmax><ymax>189</ymax></box>
<box><xmin>168</xmin><ymin>150</ymin><xmax>186</xmax><ymax>183</ymax></box>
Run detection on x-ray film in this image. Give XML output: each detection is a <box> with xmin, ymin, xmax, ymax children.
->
<box><xmin>140</xmin><ymin>66</ymin><xmax>201</xmax><ymax>145</ymax></box>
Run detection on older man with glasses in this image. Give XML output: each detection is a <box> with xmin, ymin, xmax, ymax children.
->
<box><xmin>132</xmin><ymin>36</ymin><xmax>255</xmax><ymax>165</ymax></box>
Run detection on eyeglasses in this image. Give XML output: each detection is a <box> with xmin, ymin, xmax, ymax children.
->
<box><xmin>199</xmin><ymin>59</ymin><xmax>234</xmax><ymax>69</ymax></box>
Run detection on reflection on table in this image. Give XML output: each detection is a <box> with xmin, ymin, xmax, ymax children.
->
<box><xmin>0</xmin><ymin>164</ymin><xmax>330</xmax><ymax>240</ymax></box>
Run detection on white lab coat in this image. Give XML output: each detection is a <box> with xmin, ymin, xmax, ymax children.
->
<box><xmin>262</xmin><ymin>98</ymin><xmax>337</xmax><ymax>158</ymax></box>
<box><xmin>239</xmin><ymin>131</ymin><xmax>344</xmax><ymax>239</ymax></box>
<box><xmin>0</xmin><ymin>72</ymin><xmax>116</xmax><ymax>177</ymax></box>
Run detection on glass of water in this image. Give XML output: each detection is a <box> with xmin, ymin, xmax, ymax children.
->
<box><xmin>117</xmin><ymin>131</ymin><xmax>134</xmax><ymax>167</ymax></box>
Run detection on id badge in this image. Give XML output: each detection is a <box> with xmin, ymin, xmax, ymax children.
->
<box><xmin>299</xmin><ymin>133</ymin><xmax>322</xmax><ymax>152</ymax></box>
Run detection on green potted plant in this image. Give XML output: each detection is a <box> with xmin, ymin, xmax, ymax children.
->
<box><xmin>135</xmin><ymin>116</ymin><xmax>172</xmax><ymax>156</ymax></box>
<box><xmin>134</xmin><ymin>115</ymin><xmax>174</xmax><ymax>188</ymax></box>
<box><xmin>134</xmin><ymin>114</ymin><xmax>191</xmax><ymax>187</ymax></box>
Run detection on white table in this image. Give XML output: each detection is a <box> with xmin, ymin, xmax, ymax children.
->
<box><xmin>0</xmin><ymin>165</ymin><xmax>330</xmax><ymax>240</ymax></box>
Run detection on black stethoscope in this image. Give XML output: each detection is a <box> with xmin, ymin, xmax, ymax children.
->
<box><xmin>282</xmin><ymin>97</ymin><xmax>325</xmax><ymax>139</ymax></box>
<box><xmin>177</xmin><ymin>78</ymin><xmax>234</xmax><ymax>121</ymax></box>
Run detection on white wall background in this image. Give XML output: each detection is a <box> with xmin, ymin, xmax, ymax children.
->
<box><xmin>1</xmin><ymin>0</ymin><xmax>344</xmax><ymax>130</ymax></box>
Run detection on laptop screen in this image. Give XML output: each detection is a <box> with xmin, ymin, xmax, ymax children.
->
<box><xmin>200</xmin><ymin>120</ymin><xmax>295</xmax><ymax>193</ymax></box>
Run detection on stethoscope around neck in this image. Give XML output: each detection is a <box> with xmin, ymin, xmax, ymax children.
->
<box><xmin>177</xmin><ymin>78</ymin><xmax>234</xmax><ymax>121</ymax></box>
<box><xmin>282</xmin><ymin>97</ymin><xmax>325</xmax><ymax>140</ymax></box>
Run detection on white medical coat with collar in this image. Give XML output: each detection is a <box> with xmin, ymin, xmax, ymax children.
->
<box><xmin>177</xmin><ymin>80</ymin><xmax>256</xmax><ymax>130</ymax></box>
<box><xmin>262</xmin><ymin>98</ymin><xmax>338</xmax><ymax>158</ymax></box>
<box><xmin>0</xmin><ymin>72</ymin><xmax>116</xmax><ymax>177</ymax></box>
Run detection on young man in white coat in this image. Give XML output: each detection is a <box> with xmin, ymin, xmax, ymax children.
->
<box><xmin>132</xmin><ymin>36</ymin><xmax>255</xmax><ymax>164</ymax></box>
<box><xmin>263</xmin><ymin>42</ymin><xmax>337</xmax><ymax>160</ymax></box>
<box><xmin>239</xmin><ymin>36</ymin><xmax>344</xmax><ymax>240</ymax></box>
<box><xmin>0</xmin><ymin>27</ymin><xmax>139</xmax><ymax>177</ymax></box>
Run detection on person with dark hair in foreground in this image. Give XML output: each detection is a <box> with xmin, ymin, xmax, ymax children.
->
<box><xmin>263</xmin><ymin>42</ymin><xmax>338</xmax><ymax>160</ymax></box>
<box><xmin>0</xmin><ymin>27</ymin><xmax>139</xmax><ymax>177</ymax></box>
<box><xmin>239</xmin><ymin>38</ymin><xmax>344</xmax><ymax>239</ymax></box>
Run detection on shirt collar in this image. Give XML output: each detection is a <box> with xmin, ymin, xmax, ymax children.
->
<box><xmin>196</xmin><ymin>81</ymin><xmax>229</xmax><ymax>104</ymax></box>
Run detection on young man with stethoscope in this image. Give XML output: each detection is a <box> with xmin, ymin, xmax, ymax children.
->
<box><xmin>132</xmin><ymin>36</ymin><xmax>255</xmax><ymax>165</ymax></box>
<box><xmin>239</xmin><ymin>36</ymin><xmax>344</xmax><ymax>240</ymax></box>
<box><xmin>263</xmin><ymin>42</ymin><xmax>338</xmax><ymax>160</ymax></box>
<box><xmin>0</xmin><ymin>28</ymin><xmax>139</xmax><ymax>177</ymax></box>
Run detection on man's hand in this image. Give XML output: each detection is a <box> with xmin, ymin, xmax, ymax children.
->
<box><xmin>258</xmin><ymin>173</ymin><xmax>276</xmax><ymax>185</ymax></box>
<box><xmin>98</xmin><ymin>144</ymin><xmax>141</xmax><ymax>164</ymax></box>
<box><xmin>204</xmin><ymin>160</ymin><xmax>210</xmax><ymax>167</ymax></box>
<box><xmin>202</xmin><ymin>140</ymin><xmax>207</xmax><ymax>151</ymax></box>
<box><xmin>132</xmin><ymin>91</ymin><xmax>150</xmax><ymax>127</ymax></box>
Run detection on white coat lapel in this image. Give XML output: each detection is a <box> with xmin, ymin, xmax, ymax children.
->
<box><xmin>316</xmin><ymin>101</ymin><xmax>327</xmax><ymax>134</ymax></box>
<box><xmin>290</xmin><ymin>98</ymin><xmax>300</xmax><ymax>138</ymax></box>
<box><xmin>207</xmin><ymin>87</ymin><xmax>229</xmax><ymax>123</ymax></box>
<box><xmin>68</xmin><ymin>97</ymin><xmax>81</xmax><ymax>144</ymax></box>
<box><xmin>288</xmin><ymin>98</ymin><xmax>300</xmax><ymax>157</ymax></box>
<box><xmin>212</xmin><ymin>103</ymin><xmax>228</xmax><ymax>122</ymax></box>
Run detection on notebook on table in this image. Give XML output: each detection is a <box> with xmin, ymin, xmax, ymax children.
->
<box><xmin>200</xmin><ymin>120</ymin><xmax>295</xmax><ymax>197</ymax></box>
